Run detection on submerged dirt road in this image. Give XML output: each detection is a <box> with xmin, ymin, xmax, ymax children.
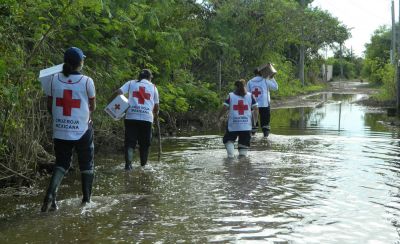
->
<box><xmin>272</xmin><ymin>80</ymin><xmax>379</xmax><ymax>109</ymax></box>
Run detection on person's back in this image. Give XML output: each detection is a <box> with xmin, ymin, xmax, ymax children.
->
<box><xmin>113</xmin><ymin>69</ymin><xmax>159</xmax><ymax>170</ymax></box>
<box><xmin>41</xmin><ymin>47</ymin><xmax>96</xmax><ymax>212</ymax></box>
<box><xmin>221</xmin><ymin>79</ymin><xmax>258</xmax><ymax>158</ymax></box>
<box><xmin>51</xmin><ymin>72</ymin><xmax>93</xmax><ymax>140</ymax></box>
<box><xmin>125</xmin><ymin>77</ymin><xmax>158</xmax><ymax>123</ymax></box>
<box><xmin>246</xmin><ymin>66</ymin><xmax>278</xmax><ymax>138</ymax></box>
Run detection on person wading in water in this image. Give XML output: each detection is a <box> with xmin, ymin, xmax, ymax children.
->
<box><xmin>247</xmin><ymin>63</ymin><xmax>278</xmax><ymax>138</ymax></box>
<box><xmin>41</xmin><ymin>47</ymin><xmax>96</xmax><ymax>212</ymax></box>
<box><xmin>111</xmin><ymin>69</ymin><xmax>159</xmax><ymax>170</ymax></box>
<box><xmin>220</xmin><ymin>79</ymin><xmax>258</xmax><ymax>158</ymax></box>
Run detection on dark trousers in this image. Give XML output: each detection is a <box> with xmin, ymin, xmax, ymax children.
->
<box><xmin>53</xmin><ymin>126</ymin><xmax>94</xmax><ymax>172</ymax></box>
<box><xmin>124</xmin><ymin>119</ymin><xmax>152</xmax><ymax>151</ymax></box>
<box><xmin>259</xmin><ymin>107</ymin><xmax>271</xmax><ymax>131</ymax></box>
<box><xmin>223</xmin><ymin>130</ymin><xmax>251</xmax><ymax>148</ymax></box>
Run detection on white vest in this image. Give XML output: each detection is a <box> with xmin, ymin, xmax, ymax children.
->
<box><xmin>51</xmin><ymin>73</ymin><xmax>91</xmax><ymax>140</ymax></box>
<box><xmin>228</xmin><ymin>92</ymin><xmax>253</xmax><ymax>132</ymax></box>
<box><xmin>126</xmin><ymin>80</ymin><xmax>156</xmax><ymax>122</ymax></box>
<box><xmin>247</xmin><ymin>76</ymin><xmax>278</xmax><ymax>107</ymax></box>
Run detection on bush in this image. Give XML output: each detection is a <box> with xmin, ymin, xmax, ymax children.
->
<box><xmin>374</xmin><ymin>63</ymin><xmax>396</xmax><ymax>101</ymax></box>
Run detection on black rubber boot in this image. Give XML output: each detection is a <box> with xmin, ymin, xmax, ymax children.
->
<box><xmin>81</xmin><ymin>172</ymin><xmax>94</xmax><ymax>205</ymax></box>
<box><xmin>262</xmin><ymin>129</ymin><xmax>269</xmax><ymax>138</ymax></box>
<box><xmin>124</xmin><ymin>147</ymin><xmax>134</xmax><ymax>170</ymax></box>
<box><xmin>262</xmin><ymin>125</ymin><xmax>271</xmax><ymax>138</ymax></box>
<box><xmin>139</xmin><ymin>146</ymin><xmax>150</xmax><ymax>166</ymax></box>
<box><xmin>41</xmin><ymin>167</ymin><xmax>65</xmax><ymax>212</ymax></box>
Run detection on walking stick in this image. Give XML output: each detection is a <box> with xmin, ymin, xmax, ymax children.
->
<box><xmin>156</xmin><ymin>116</ymin><xmax>162</xmax><ymax>161</ymax></box>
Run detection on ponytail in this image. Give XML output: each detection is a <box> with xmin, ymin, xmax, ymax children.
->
<box><xmin>62</xmin><ymin>63</ymin><xmax>73</xmax><ymax>77</ymax></box>
<box><xmin>234</xmin><ymin>79</ymin><xmax>247</xmax><ymax>97</ymax></box>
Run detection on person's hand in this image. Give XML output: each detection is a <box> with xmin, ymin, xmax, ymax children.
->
<box><xmin>269</xmin><ymin>72</ymin><xmax>276</xmax><ymax>79</ymax></box>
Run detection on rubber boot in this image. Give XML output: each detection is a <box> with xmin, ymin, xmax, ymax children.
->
<box><xmin>139</xmin><ymin>146</ymin><xmax>150</xmax><ymax>166</ymax></box>
<box><xmin>262</xmin><ymin>125</ymin><xmax>271</xmax><ymax>138</ymax></box>
<box><xmin>251</xmin><ymin>126</ymin><xmax>258</xmax><ymax>136</ymax></box>
<box><xmin>225</xmin><ymin>141</ymin><xmax>235</xmax><ymax>158</ymax></box>
<box><xmin>81</xmin><ymin>172</ymin><xmax>94</xmax><ymax>205</ymax></box>
<box><xmin>239</xmin><ymin>148</ymin><xmax>248</xmax><ymax>157</ymax></box>
<box><xmin>41</xmin><ymin>167</ymin><xmax>65</xmax><ymax>212</ymax></box>
<box><xmin>125</xmin><ymin>147</ymin><xmax>134</xmax><ymax>170</ymax></box>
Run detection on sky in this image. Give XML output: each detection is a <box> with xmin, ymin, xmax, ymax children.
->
<box><xmin>311</xmin><ymin>0</ymin><xmax>392</xmax><ymax>57</ymax></box>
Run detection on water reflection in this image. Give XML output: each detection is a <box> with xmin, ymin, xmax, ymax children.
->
<box><xmin>272</xmin><ymin>93</ymin><xmax>388</xmax><ymax>137</ymax></box>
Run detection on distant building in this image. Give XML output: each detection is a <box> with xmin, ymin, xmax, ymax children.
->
<box><xmin>321</xmin><ymin>65</ymin><xmax>333</xmax><ymax>82</ymax></box>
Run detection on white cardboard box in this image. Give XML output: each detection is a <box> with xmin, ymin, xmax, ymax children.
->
<box><xmin>104</xmin><ymin>95</ymin><xmax>129</xmax><ymax>120</ymax></box>
<box><xmin>38</xmin><ymin>63</ymin><xmax>63</xmax><ymax>93</ymax></box>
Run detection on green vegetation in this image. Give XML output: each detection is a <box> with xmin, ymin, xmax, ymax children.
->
<box><xmin>362</xmin><ymin>26</ymin><xmax>396</xmax><ymax>101</ymax></box>
<box><xmin>0</xmin><ymin>0</ymin><xmax>349</xmax><ymax>186</ymax></box>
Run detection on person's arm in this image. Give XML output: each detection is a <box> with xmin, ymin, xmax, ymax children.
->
<box><xmin>45</xmin><ymin>75</ymin><xmax>54</xmax><ymax>115</ymax></box>
<box><xmin>251</xmin><ymin>96</ymin><xmax>258</xmax><ymax>128</ymax></box>
<box><xmin>218</xmin><ymin>106</ymin><xmax>228</xmax><ymax>119</ymax></box>
<box><xmin>108</xmin><ymin>89</ymin><xmax>124</xmax><ymax>103</ymax></box>
<box><xmin>89</xmin><ymin>98</ymin><xmax>96</xmax><ymax>112</ymax></box>
<box><xmin>47</xmin><ymin>96</ymin><xmax>52</xmax><ymax>115</ymax></box>
<box><xmin>153</xmin><ymin>103</ymin><xmax>160</xmax><ymax>120</ymax></box>
<box><xmin>109</xmin><ymin>80</ymin><xmax>130</xmax><ymax>103</ymax></box>
<box><xmin>218</xmin><ymin>95</ymin><xmax>230</xmax><ymax>119</ymax></box>
<box><xmin>266</xmin><ymin>75</ymin><xmax>278</xmax><ymax>91</ymax></box>
<box><xmin>153</xmin><ymin>86</ymin><xmax>160</xmax><ymax>119</ymax></box>
<box><xmin>86</xmin><ymin>78</ymin><xmax>97</xmax><ymax>112</ymax></box>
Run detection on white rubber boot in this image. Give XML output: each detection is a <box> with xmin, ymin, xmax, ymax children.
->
<box><xmin>238</xmin><ymin>148</ymin><xmax>248</xmax><ymax>157</ymax></box>
<box><xmin>225</xmin><ymin>141</ymin><xmax>235</xmax><ymax>158</ymax></box>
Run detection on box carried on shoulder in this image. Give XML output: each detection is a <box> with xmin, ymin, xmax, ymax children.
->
<box><xmin>38</xmin><ymin>63</ymin><xmax>64</xmax><ymax>92</ymax></box>
<box><xmin>104</xmin><ymin>95</ymin><xmax>129</xmax><ymax>120</ymax></box>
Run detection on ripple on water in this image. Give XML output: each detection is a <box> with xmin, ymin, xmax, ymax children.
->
<box><xmin>2</xmin><ymin>98</ymin><xmax>400</xmax><ymax>243</ymax></box>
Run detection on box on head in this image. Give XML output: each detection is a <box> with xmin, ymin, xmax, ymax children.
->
<box><xmin>257</xmin><ymin>63</ymin><xmax>277</xmax><ymax>78</ymax></box>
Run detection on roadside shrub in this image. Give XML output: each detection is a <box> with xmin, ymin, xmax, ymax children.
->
<box><xmin>374</xmin><ymin>63</ymin><xmax>395</xmax><ymax>101</ymax></box>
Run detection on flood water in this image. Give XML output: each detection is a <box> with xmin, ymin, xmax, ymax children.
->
<box><xmin>1</xmin><ymin>92</ymin><xmax>400</xmax><ymax>243</ymax></box>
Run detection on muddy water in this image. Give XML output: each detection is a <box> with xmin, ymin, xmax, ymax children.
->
<box><xmin>1</xmin><ymin>93</ymin><xmax>400</xmax><ymax>243</ymax></box>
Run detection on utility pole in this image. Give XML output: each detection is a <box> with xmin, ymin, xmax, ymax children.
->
<box><xmin>324</xmin><ymin>46</ymin><xmax>328</xmax><ymax>82</ymax></box>
<box><xmin>397</xmin><ymin>0</ymin><xmax>400</xmax><ymax>111</ymax></box>
<box><xmin>350</xmin><ymin>46</ymin><xmax>353</xmax><ymax>59</ymax></box>
<box><xmin>299</xmin><ymin>0</ymin><xmax>306</xmax><ymax>86</ymax></box>
<box><xmin>339</xmin><ymin>43</ymin><xmax>344</xmax><ymax>80</ymax></box>
<box><xmin>218</xmin><ymin>59</ymin><xmax>222</xmax><ymax>92</ymax></box>
<box><xmin>392</xmin><ymin>0</ymin><xmax>396</xmax><ymax>65</ymax></box>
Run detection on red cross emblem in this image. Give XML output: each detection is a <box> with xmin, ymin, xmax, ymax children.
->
<box><xmin>56</xmin><ymin>90</ymin><xmax>81</xmax><ymax>116</ymax></box>
<box><xmin>252</xmin><ymin>88</ymin><xmax>261</xmax><ymax>98</ymax></box>
<box><xmin>133</xmin><ymin>86</ymin><xmax>151</xmax><ymax>104</ymax></box>
<box><xmin>233</xmin><ymin>100</ymin><xmax>248</xmax><ymax>115</ymax></box>
<box><xmin>114</xmin><ymin>104</ymin><xmax>120</xmax><ymax>110</ymax></box>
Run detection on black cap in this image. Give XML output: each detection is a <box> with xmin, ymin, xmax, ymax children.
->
<box><xmin>139</xmin><ymin>69</ymin><xmax>153</xmax><ymax>80</ymax></box>
<box><xmin>64</xmin><ymin>47</ymin><xmax>86</xmax><ymax>66</ymax></box>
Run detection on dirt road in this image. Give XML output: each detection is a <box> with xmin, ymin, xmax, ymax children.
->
<box><xmin>272</xmin><ymin>80</ymin><xmax>379</xmax><ymax>109</ymax></box>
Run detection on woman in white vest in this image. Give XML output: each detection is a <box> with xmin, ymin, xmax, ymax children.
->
<box><xmin>41</xmin><ymin>47</ymin><xmax>96</xmax><ymax>212</ymax></box>
<box><xmin>113</xmin><ymin>69</ymin><xmax>159</xmax><ymax>170</ymax></box>
<box><xmin>247</xmin><ymin>63</ymin><xmax>278</xmax><ymax>138</ymax></box>
<box><xmin>221</xmin><ymin>79</ymin><xmax>258</xmax><ymax>158</ymax></box>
